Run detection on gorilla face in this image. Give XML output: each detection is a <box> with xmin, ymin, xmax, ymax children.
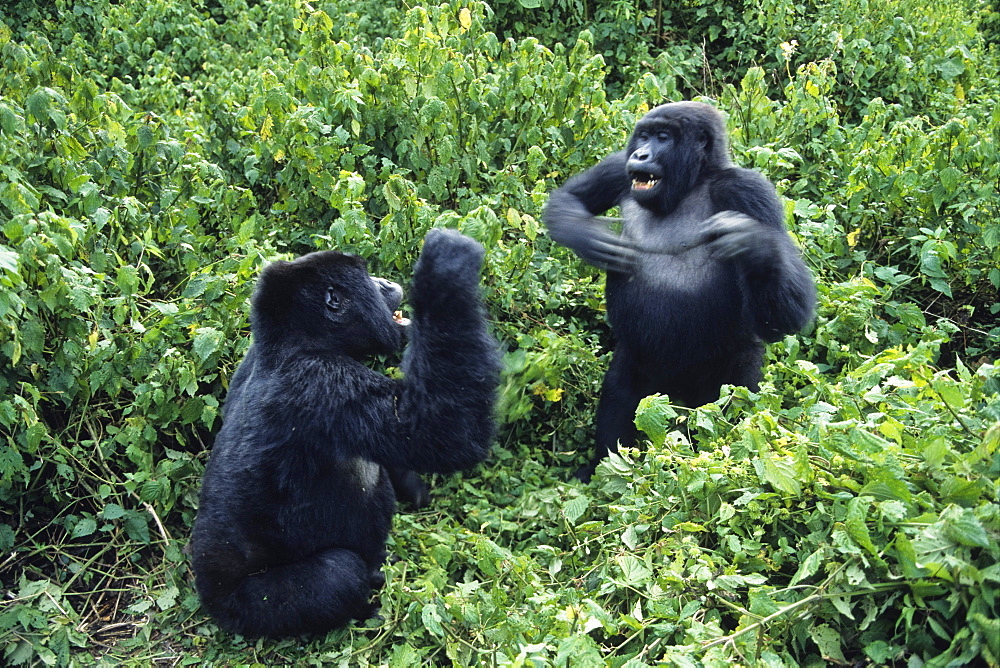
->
<box><xmin>626</xmin><ymin>121</ymin><xmax>674</xmax><ymax>204</ymax></box>
<box><xmin>625</xmin><ymin>108</ymin><xmax>701</xmax><ymax>216</ymax></box>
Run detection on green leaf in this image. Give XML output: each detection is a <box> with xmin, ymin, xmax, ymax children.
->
<box><xmin>71</xmin><ymin>517</ymin><xmax>96</xmax><ymax>539</ymax></box>
<box><xmin>420</xmin><ymin>602</ymin><xmax>444</xmax><ymax>637</ymax></box>
<box><xmin>193</xmin><ymin>327</ymin><xmax>222</xmax><ymax>363</ymax></box>
<box><xmin>137</xmin><ymin>124</ymin><xmax>154</xmax><ymax>149</ymax></box>
<box><xmin>0</xmin><ymin>248</ymin><xmax>19</xmax><ymax>276</ymax></box>
<box><xmin>616</xmin><ymin>554</ymin><xmax>651</xmax><ymax>586</ymax></box>
<box><xmin>846</xmin><ymin>497</ymin><xmax>880</xmax><ymax>556</ymax></box>
<box><xmin>941</xmin><ymin>506</ymin><xmax>990</xmax><ymax>548</ymax></box>
<box><xmin>790</xmin><ymin>548</ymin><xmax>826</xmax><ymax>586</ymax></box>
<box><xmin>754</xmin><ymin>452</ymin><xmax>801</xmax><ymax>495</ymax></box>
<box><xmin>810</xmin><ymin>623</ymin><xmax>848</xmax><ymax>662</ymax></box>
<box><xmin>25</xmin><ymin>89</ymin><xmax>51</xmax><ymax>123</ymax></box>
<box><xmin>563</xmin><ymin>496</ymin><xmax>589</xmax><ymax>524</ymax></box>
<box><xmin>101</xmin><ymin>503</ymin><xmax>126</xmax><ymax>521</ymax></box>
<box><xmin>634</xmin><ymin>394</ymin><xmax>678</xmax><ymax>446</ymax></box>
<box><xmin>116</xmin><ymin>265</ymin><xmax>139</xmax><ymax>296</ymax></box>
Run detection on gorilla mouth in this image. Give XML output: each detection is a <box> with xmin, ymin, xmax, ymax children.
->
<box><xmin>393</xmin><ymin>310</ymin><xmax>411</xmax><ymax>327</ymax></box>
<box><xmin>630</xmin><ymin>173</ymin><xmax>659</xmax><ymax>191</ymax></box>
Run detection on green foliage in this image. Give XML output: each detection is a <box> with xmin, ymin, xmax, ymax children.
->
<box><xmin>0</xmin><ymin>0</ymin><xmax>997</xmax><ymax>665</ymax></box>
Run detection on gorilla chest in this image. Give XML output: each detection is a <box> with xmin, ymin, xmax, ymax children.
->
<box><xmin>609</xmin><ymin>198</ymin><xmax>744</xmax><ymax>336</ymax></box>
<box><xmin>611</xmin><ymin>251</ymin><xmax>738</xmax><ymax>312</ymax></box>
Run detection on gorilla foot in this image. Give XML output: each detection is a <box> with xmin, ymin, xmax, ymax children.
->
<box><xmin>389</xmin><ymin>468</ymin><xmax>431</xmax><ymax>510</ymax></box>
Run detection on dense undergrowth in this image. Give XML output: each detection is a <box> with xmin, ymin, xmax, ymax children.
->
<box><xmin>0</xmin><ymin>0</ymin><xmax>998</xmax><ymax>665</ymax></box>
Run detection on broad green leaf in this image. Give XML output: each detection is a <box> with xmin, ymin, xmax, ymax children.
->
<box><xmin>810</xmin><ymin>623</ymin><xmax>848</xmax><ymax>662</ymax></box>
<box><xmin>754</xmin><ymin>452</ymin><xmax>801</xmax><ymax>496</ymax></box>
<box><xmin>617</xmin><ymin>554</ymin><xmax>651</xmax><ymax>586</ymax></box>
<box><xmin>790</xmin><ymin>548</ymin><xmax>826</xmax><ymax>586</ymax></box>
<box><xmin>634</xmin><ymin>394</ymin><xmax>678</xmax><ymax>446</ymax></box>
<box><xmin>71</xmin><ymin>517</ymin><xmax>96</xmax><ymax>539</ymax></box>
<box><xmin>846</xmin><ymin>497</ymin><xmax>879</xmax><ymax>556</ymax></box>
<box><xmin>941</xmin><ymin>506</ymin><xmax>990</xmax><ymax>548</ymax></box>
<box><xmin>101</xmin><ymin>503</ymin><xmax>126</xmax><ymax>520</ymax></box>
<box><xmin>421</xmin><ymin>603</ymin><xmax>444</xmax><ymax>637</ymax></box>
<box><xmin>563</xmin><ymin>496</ymin><xmax>588</xmax><ymax>524</ymax></box>
<box><xmin>193</xmin><ymin>327</ymin><xmax>222</xmax><ymax>363</ymax></box>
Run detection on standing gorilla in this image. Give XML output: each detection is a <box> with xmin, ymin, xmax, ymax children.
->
<box><xmin>544</xmin><ymin>101</ymin><xmax>815</xmax><ymax>480</ymax></box>
<box><xmin>190</xmin><ymin>229</ymin><xmax>500</xmax><ymax>637</ymax></box>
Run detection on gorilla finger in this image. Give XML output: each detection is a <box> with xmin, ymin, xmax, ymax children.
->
<box><xmin>580</xmin><ymin>245</ymin><xmax>635</xmax><ymax>272</ymax></box>
<box><xmin>594</xmin><ymin>240</ymin><xmax>639</xmax><ymax>265</ymax></box>
<box><xmin>705</xmin><ymin>210</ymin><xmax>758</xmax><ymax>228</ymax></box>
<box><xmin>705</xmin><ymin>232</ymin><xmax>756</xmax><ymax>260</ymax></box>
<box><xmin>695</xmin><ymin>216</ymin><xmax>758</xmax><ymax>247</ymax></box>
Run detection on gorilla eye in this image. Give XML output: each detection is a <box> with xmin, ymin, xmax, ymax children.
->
<box><xmin>657</xmin><ymin>131</ymin><xmax>672</xmax><ymax>142</ymax></box>
<box><xmin>325</xmin><ymin>288</ymin><xmax>342</xmax><ymax>311</ymax></box>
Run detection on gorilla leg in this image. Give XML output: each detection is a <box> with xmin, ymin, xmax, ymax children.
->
<box><xmin>204</xmin><ymin>548</ymin><xmax>379</xmax><ymax>637</ymax></box>
<box><xmin>575</xmin><ymin>353</ymin><xmax>646</xmax><ymax>481</ymax></box>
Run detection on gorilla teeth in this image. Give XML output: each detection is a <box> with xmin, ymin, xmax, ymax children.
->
<box><xmin>632</xmin><ymin>178</ymin><xmax>658</xmax><ymax>191</ymax></box>
<box><xmin>394</xmin><ymin>310</ymin><xmax>411</xmax><ymax>326</ymax></box>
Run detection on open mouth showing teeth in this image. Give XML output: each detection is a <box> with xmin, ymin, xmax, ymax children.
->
<box><xmin>393</xmin><ymin>310</ymin><xmax>411</xmax><ymax>326</ymax></box>
<box><xmin>631</xmin><ymin>174</ymin><xmax>659</xmax><ymax>191</ymax></box>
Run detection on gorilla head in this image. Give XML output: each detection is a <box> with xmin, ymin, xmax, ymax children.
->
<box><xmin>251</xmin><ymin>251</ymin><xmax>406</xmax><ymax>358</ymax></box>
<box><xmin>625</xmin><ymin>102</ymin><xmax>731</xmax><ymax>215</ymax></box>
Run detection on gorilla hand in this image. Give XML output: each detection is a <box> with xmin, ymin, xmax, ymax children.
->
<box><xmin>416</xmin><ymin>228</ymin><xmax>485</xmax><ymax>283</ymax></box>
<box><xmin>696</xmin><ymin>211</ymin><xmax>781</xmax><ymax>267</ymax></box>
<box><xmin>544</xmin><ymin>201</ymin><xmax>639</xmax><ymax>273</ymax></box>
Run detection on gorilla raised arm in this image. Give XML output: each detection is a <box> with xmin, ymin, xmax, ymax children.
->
<box><xmin>544</xmin><ymin>101</ymin><xmax>815</xmax><ymax>480</ymax></box>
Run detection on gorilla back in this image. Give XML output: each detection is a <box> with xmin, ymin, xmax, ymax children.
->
<box><xmin>544</xmin><ymin>102</ymin><xmax>815</xmax><ymax>480</ymax></box>
<box><xmin>190</xmin><ymin>229</ymin><xmax>500</xmax><ymax>637</ymax></box>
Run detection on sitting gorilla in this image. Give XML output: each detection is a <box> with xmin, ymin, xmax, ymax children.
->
<box><xmin>544</xmin><ymin>101</ymin><xmax>816</xmax><ymax>480</ymax></box>
<box><xmin>190</xmin><ymin>228</ymin><xmax>500</xmax><ymax>637</ymax></box>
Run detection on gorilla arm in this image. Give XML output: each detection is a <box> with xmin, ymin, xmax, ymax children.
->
<box><xmin>698</xmin><ymin>169</ymin><xmax>816</xmax><ymax>340</ymax></box>
<box><xmin>388</xmin><ymin>228</ymin><xmax>501</xmax><ymax>473</ymax></box>
<box><xmin>543</xmin><ymin>151</ymin><xmax>639</xmax><ymax>272</ymax></box>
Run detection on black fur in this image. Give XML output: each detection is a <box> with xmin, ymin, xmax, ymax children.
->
<box><xmin>543</xmin><ymin>102</ymin><xmax>815</xmax><ymax>480</ymax></box>
<box><xmin>190</xmin><ymin>229</ymin><xmax>500</xmax><ymax>637</ymax></box>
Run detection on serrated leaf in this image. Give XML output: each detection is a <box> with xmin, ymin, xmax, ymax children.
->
<box><xmin>137</xmin><ymin>124</ymin><xmax>154</xmax><ymax>148</ymax></box>
<box><xmin>621</xmin><ymin>524</ymin><xmax>638</xmax><ymax>550</ymax></box>
<box><xmin>101</xmin><ymin>503</ymin><xmax>126</xmax><ymax>520</ymax></box>
<box><xmin>193</xmin><ymin>327</ymin><xmax>222</xmax><ymax>363</ymax></box>
<box><xmin>754</xmin><ymin>452</ymin><xmax>801</xmax><ymax>495</ymax></box>
<box><xmin>811</xmin><ymin>623</ymin><xmax>848</xmax><ymax>662</ymax></box>
<box><xmin>156</xmin><ymin>585</ymin><xmax>179</xmax><ymax>611</ymax></box>
<box><xmin>790</xmin><ymin>548</ymin><xmax>826</xmax><ymax>586</ymax></box>
<box><xmin>421</xmin><ymin>602</ymin><xmax>444</xmax><ymax>637</ymax></box>
<box><xmin>941</xmin><ymin>506</ymin><xmax>990</xmax><ymax>548</ymax></box>
<box><xmin>617</xmin><ymin>554</ymin><xmax>651</xmax><ymax>586</ymax></box>
<box><xmin>563</xmin><ymin>496</ymin><xmax>588</xmax><ymax>524</ymax></box>
<box><xmin>846</xmin><ymin>497</ymin><xmax>879</xmax><ymax>556</ymax></box>
<box><xmin>71</xmin><ymin>517</ymin><xmax>96</xmax><ymax>539</ymax></box>
<box><xmin>0</xmin><ymin>248</ymin><xmax>19</xmax><ymax>276</ymax></box>
<box><xmin>634</xmin><ymin>394</ymin><xmax>677</xmax><ymax>446</ymax></box>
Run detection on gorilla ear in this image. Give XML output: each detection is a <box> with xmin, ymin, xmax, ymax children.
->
<box><xmin>699</xmin><ymin>128</ymin><xmax>712</xmax><ymax>153</ymax></box>
<box><xmin>324</xmin><ymin>287</ymin><xmax>342</xmax><ymax>312</ymax></box>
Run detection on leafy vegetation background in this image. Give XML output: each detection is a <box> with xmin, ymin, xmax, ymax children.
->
<box><xmin>1</xmin><ymin>0</ymin><xmax>998</xmax><ymax>665</ymax></box>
